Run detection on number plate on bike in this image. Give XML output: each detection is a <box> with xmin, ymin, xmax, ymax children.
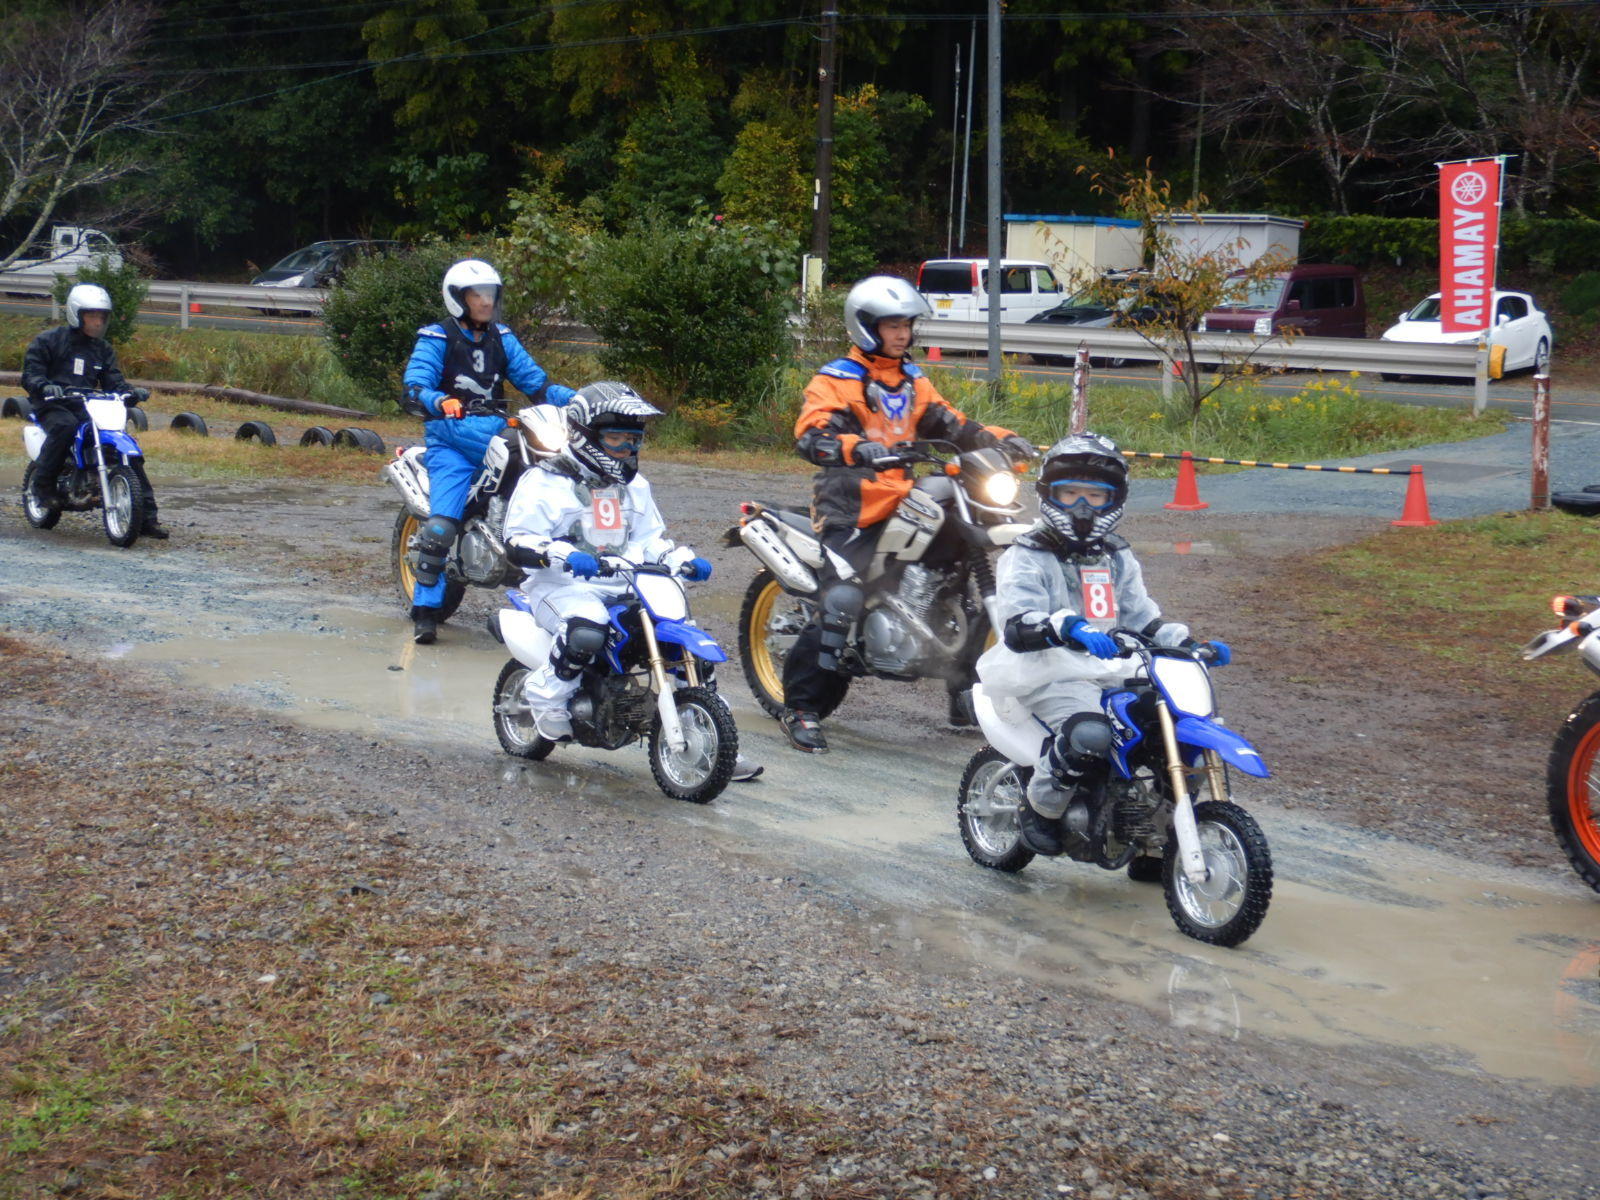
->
<box><xmin>1080</xmin><ymin>566</ymin><xmax>1117</xmax><ymax>626</ymax></box>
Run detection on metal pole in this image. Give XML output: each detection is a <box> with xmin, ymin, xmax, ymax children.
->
<box><xmin>1532</xmin><ymin>371</ymin><xmax>1551</xmax><ymax>511</ymax></box>
<box><xmin>180</xmin><ymin>285</ymin><xmax>190</xmax><ymax>331</ymax></box>
<box><xmin>958</xmin><ymin>22</ymin><xmax>976</xmax><ymax>252</ymax></box>
<box><xmin>946</xmin><ymin>42</ymin><xmax>961</xmax><ymax>257</ymax></box>
<box><xmin>1190</xmin><ymin>77</ymin><xmax>1205</xmax><ymax>208</ymax></box>
<box><xmin>1071</xmin><ymin>342</ymin><xmax>1089</xmax><ymax>434</ymax></box>
<box><xmin>1473</xmin><ymin>339</ymin><xmax>1488</xmax><ymax>417</ymax></box>
<box><xmin>985</xmin><ymin>0</ymin><xmax>1002</xmax><ymax>392</ymax></box>
<box><xmin>807</xmin><ymin>1</ymin><xmax>839</xmax><ymax>293</ymax></box>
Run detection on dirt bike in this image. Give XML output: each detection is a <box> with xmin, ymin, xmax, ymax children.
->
<box><xmin>727</xmin><ymin>439</ymin><xmax>1032</xmax><ymax>719</ymax></box>
<box><xmin>956</xmin><ymin>628</ymin><xmax>1274</xmax><ymax>947</ymax></box>
<box><xmin>381</xmin><ymin>404</ymin><xmax>567</xmax><ymax>621</ymax></box>
<box><xmin>20</xmin><ymin>388</ymin><xmax>150</xmax><ymax>547</ymax></box>
<box><xmin>489</xmin><ymin>555</ymin><xmax>739</xmax><ymax>804</ymax></box>
<box><xmin>1522</xmin><ymin>593</ymin><xmax>1600</xmax><ymax>893</ymax></box>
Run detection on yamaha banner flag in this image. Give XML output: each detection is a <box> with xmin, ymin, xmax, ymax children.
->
<box><xmin>1438</xmin><ymin>157</ymin><xmax>1503</xmax><ymax>334</ymax></box>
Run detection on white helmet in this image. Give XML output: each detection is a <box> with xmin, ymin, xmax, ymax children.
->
<box><xmin>441</xmin><ymin>259</ymin><xmax>502</xmax><ymax>321</ymax></box>
<box><xmin>66</xmin><ymin>283</ymin><xmax>113</xmax><ymax>330</ymax></box>
<box><xmin>844</xmin><ymin>274</ymin><xmax>932</xmax><ymax>355</ymax></box>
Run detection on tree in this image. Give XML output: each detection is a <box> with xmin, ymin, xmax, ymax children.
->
<box><xmin>0</xmin><ymin>1</ymin><xmax>168</xmax><ymax>270</ymax></box>
<box><xmin>610</xmin><ymin>88</ymin><xmax>727</xmax><ymax>224</ymax></box>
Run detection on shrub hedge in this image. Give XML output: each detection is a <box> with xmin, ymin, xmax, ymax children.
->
<box><xmin>1304</xmin><ymin>216</ymin><xmax>1600</xmax><ymax>271</ymax></box>
<box><xmin>50</xmin><ymin>259</ymin><xmax>149</xmax><ymax>346</ymax></box>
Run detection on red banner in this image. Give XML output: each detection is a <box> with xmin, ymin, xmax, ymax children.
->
<box><xmin>1438</xmin><ymin>159</ymin><xmax>1501</xmax><ymax>333</ymax></box>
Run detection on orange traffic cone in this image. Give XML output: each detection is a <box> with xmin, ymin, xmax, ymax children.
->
<box><xmin>1164</xmin><ymin>451</ymin><xmax>1209</xmax><ymax>511</ymax></box>
<box><xmin>189</xmin><ymin>301</ymin><xmax>202</xmax><ymax>314</ymax></box>
<box><xmin>925</xmin><ymin>344</ymin><xmax>942</xmax><ymax>363</ymax></box>
<box><xmin>1391</xmin><ymin>465</ymin><xmax>1438</xmax><ymax>527</ymax></box>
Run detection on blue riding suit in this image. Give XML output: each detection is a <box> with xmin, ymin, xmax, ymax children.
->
<box><xmin>402</xmin><ymin>318</ymin><xmax>575</xmax><ymax>610</ymax></box>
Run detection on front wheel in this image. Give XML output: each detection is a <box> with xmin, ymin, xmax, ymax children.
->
<box><xmin>1547</xmin><ymin>694</ymin><xmax>1600</xmax><ymax>893</ymax></box>
<box><xmin>649</xmin><ymin>685</ymin><xmax>737</xmax><ymax>803</ymax></box>
<box><xmin>391</xmin><ymin>509</ymin><xmax>465</xmax><ymax>621</ymax></box>
<box><xmin>1163</xmin><ymin>800</ymin><xmax>1273</xmax><ymax>947</ymax></box>
<box><xmin>738</xmin><ymin>570</ymin><xmax>818</xmax><ymax>719</ymax></box>
<box><xmin>101</xmin><ymin>465</ymin><xmax>145</xmax><ymax>547</ymax></box>
<box><xmin>956</xmin><ymin>745</ymin><xmax>1036</xmax><ymax>872</ymax></box>
<box><xmin>21</xmin><ymin>463</ymin><xmax>60</xmax><ymax>530</ymax></box>
<box><xmin>492</xmin><ymin>660</ymin><xmax>555</xmax><ymax>761</ymax></box>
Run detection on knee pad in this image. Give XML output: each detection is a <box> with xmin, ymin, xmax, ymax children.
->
<box><xmin>413</xmin><ymin>516</ymin><xmax>459</xmax><ymax>586</ymax></box>
<box><xmin>552</xmin><ymin>617</ymin><xmax>608</xmax><ymax>681</ymax></box>
<box><xmin>817</xmin><ymin>581</ymin><xmax>864</xmax><ymax>670</ymax></box>
<box><xmin>1048</xmin><ymin>712</ymin><xmax>1114</xmax><ymax>780</ymax></box>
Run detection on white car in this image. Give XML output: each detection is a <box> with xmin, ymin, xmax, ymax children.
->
<box><xmin>1380</xmin><ymin>289</ymin><xmax>1553</xmax><ymax>375</ymax></box>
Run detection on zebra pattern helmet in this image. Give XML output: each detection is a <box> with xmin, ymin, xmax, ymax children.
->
<box><xmin>562</xmin><ymin>381</ymin><xmax>662</xmax><ymax>485</ymax></box>
<box><xmin>1036</xmin><ymin>432</ymin><xmax>1129</xmax><ymax>554</ymax></box>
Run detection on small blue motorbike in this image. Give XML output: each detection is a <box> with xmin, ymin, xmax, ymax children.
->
<box><xmin>21</xmin><ymin>389</ymin><xmax>149</xmax><ymax>547</ymax></box>
<box><xmin>489</xmin><ymin>554</ymin><xmax>740</xmax><ymax>804</ymax></box>
<box><xmin>956</xmin><ymin>628</ymin><xmax>1274</xmax><ymax>947</ymax></box>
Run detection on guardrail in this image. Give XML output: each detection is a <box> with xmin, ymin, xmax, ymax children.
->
<box><xmin>920</xmin><ymin>318</ymin><xmax>1495</xmax><ymax>414</ymax></box>
<box><xmin>0</xmin><ymin>272</ymin><xmax>329</xmax><ymax>326</ymax></box>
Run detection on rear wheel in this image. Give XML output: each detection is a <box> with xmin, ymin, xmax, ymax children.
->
<box><xmin>1163</xmin><ymin>800</ymin><xmax>1273</xmax><ymax>947</ymax></box>
<box><xmin>1547</xmin><ymin>694</ymin><xmax>1600</xmax><ymax>893</ymax></box>
<box><xmin>101</xmin><ymin>465</ymin><xmax>145</xmax><ymax>547</ymax></box>
<box><xmin>21</xmin><ymin>463</ymin><xmax>60</xmax><ymax>530</ymax></box>
<box><xmin>492</xmin><ymin>660</ymin><xmax>555</xmax><ymax>760</ymax></box>
<box><xmin>956</xmin><ymin>746</ymin><xmax>1036</xmax><ymax>873</ymax></box>
<box><xmin>649</xmin><ymin>686</ymin><xmax>738</xmax><ymax>803</ymax></box>
<box><xmin>738</xmin><ymin>570</ymin><xmax>817</xmax><ymax>719</ymax></box>
<box><xmin>391</xmin><ymin>509</ymin><xmax>465</xmax><ymax>620</ymax></box>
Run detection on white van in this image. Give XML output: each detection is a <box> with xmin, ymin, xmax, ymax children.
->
<box><xmin>916</xmin><ymin>258</ymin><xmax>1063</xmax><ymax>322</ymax></box>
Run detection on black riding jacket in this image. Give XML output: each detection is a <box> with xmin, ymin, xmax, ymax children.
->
<box><xmin>21</xmin><ymin>325</ymin><xmax>130</xmax><ymax>404</ymax></box>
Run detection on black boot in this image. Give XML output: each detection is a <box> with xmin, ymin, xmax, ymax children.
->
<box><xmin>142</xmin><ymin>512</ymin><xmax>170</xmax><ymax>540</ymax></box>
<box><xmin>1016</xmin><ymin>797</ymin><xmax>1066</xmax><ymax>857</ymax></box>
<box><xmin>779</xmin><ymin>709</ymin><xmax>828</xmax><ymax>754</ymax></box>
<box><xmin>946</xmin><ymin>687</ymin><xmax>977</xmax><ymax>729</ymax></box>
<box><xmin>411</xmin><ymin>606</ymin><xmax>440</xmax><ymax>644</ymax></box>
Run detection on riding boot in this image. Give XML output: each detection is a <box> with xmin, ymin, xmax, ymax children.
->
<box><xmin>411</xmin><ymin>605</ymin><xmax>441</xmax><ymax>644</ymax></box>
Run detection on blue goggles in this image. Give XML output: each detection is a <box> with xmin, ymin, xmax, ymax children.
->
<box><xmin>1045</xmin><ymin>479</ymin><xmax>1118</xmax><ymax>510</ymax></box>
<box><xmin>598</xmin><ymin>429</ymin><xmax>645</xmax><ymax>452</ymax></box>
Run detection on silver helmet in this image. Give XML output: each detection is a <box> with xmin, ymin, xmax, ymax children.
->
<box><xmin>844</xmin><ymin>274</ymin><xmax>932</xmax><ymax>355</ymax></box>
<box><xmin>563</xmin><ymin>382</ymin><xmax>661</xmax><ymax>485</ymax></box>
<box><xmin>66</xmin><ymin>283</ymin><xmax>113</xmax><ymax>330</ymax></box>
<box><xmin>1036</xmin><ymin>432</ymin><xmax>1129</xmax><ymax>554</ymax></box>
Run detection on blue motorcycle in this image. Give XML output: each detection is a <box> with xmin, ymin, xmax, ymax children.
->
<box><xmin>489</xmin><ymin>555</ymin><xmax>740</xmax><ymax>803</ymax></box>
<box><xmin>956</xmin><ymin>628</ymin><xmax>1274</xmax><ymax>947</ymax></box>
<box><xmin>21</xmin><ymin>389</ymin><xmax>148</xmax><ymax>547</ymax></box>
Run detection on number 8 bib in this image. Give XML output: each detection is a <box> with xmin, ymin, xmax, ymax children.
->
<box><xmin>1079</xmin><ymin>565</ymin><xmax>1117</xmax><ymax>627</ymax></box>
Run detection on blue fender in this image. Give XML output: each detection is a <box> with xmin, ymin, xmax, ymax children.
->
<box><xmin>654</xmin><ymin>618</ymin><xmax>728</xmax><ymax>663</ymax></box>
<box><xmin>100</xmin><ymin>428</ymin><xmax>143</xmax><ymax>458</ymax></box>
<box><xmin>1174</xmin><ymin>715</ymin><xmax>1270</xmax><ymax>778</ymax></box>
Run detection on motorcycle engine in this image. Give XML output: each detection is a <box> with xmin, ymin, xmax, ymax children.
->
<box><xmin>861</xmin><ymin>589</ymin><xmax>969</xmax><ymax>677</ymax></box>
<box><xmin>457</xmin><ymin>498</ymin><xmax>510</xmax><ymax>585</ymax></box>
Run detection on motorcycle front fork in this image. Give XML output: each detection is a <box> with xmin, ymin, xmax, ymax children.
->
<box><xmin>639</xmin><ymin>612</ymin><xmax>693</xmax><ymax>753</ymax></box>
<box><xmin>1153</xmin><ymin>696</ymin><xmax>1221</xmax><ymax>886</ymax></box>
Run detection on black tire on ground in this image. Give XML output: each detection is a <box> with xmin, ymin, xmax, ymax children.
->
<box><xmin>956</xmin><ymin>745</ymin><xmax>1036</xmax><ymax>873</ymax></box>
<box><xmin>235</xmin><ymin>420</ymin><xmax>277</xmax><ymax>446</ymax></box>
<box><xmin>124</xmin><ymin>406</ymin><xmax>148</xmax><ymax>433</ymax></box>
<box><xmin>492</xmin><ymin>660</ymin><xmax>556</xmax><ymax>761</ymax></box>
<box><xmin>21</xmin><ymin>463</ymin><xmax>61</xmax><ymax>530</ymax></box>
<box><xmin>101</xmin><ymin>464</ymin><xmax>146</xmax><ymax>548</ymax></box>
<box><xmin>169</xmin><ymin>412</ymin><xmax>209</xmax><ymax>436</ymax></box>
<box><xmin>390</xmin><ymin>508</ymin><xmax>465</xmax><ymax>621</ymax></box>
<box><xmin>1162</xmin><ymin>800</ymin><xmax>1273</xmax><ymax>947</ymax></box>
<box><xmin>334</xmin><ymin>426</ymin><xmax>385</xmax><ymax>453</ymax></box>
<box><xmin>353</xmin><ymin>427</ymin><xmax>386</xmax><ymax>453</ymax></box>
<box><xmin>299</xmin><ymin>425</ymin><xmax>335</xmax><ymax>447</ymax></box>
<box><xmin>737</xmin><ymin>569</ymin><xmax>825</xmax><ymax>720</ymax></box>
<box><xmin>3</xmin><ymin>395</ymin><xmax>35</xmax><ymax>419</ymax></box>
<box><xmin>648</xmin><ymin>685</ymin><xmax>738</xmax><ymax>803</ymax></box>
<box><xmin>1545</xmin><ymin>692</ymin><xmax>1600</xmax><ymax>894</ymax></box>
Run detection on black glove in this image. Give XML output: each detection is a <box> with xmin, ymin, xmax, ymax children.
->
<box><xmin>1002</xmin><ymin>434</ymin><xmax>1036</xmax><ymax>463</ymax></box>
<box><xmin>41</xmin><ymin>383</ymin><xmax>64</xmax><ymax>402</ymax></box>
<box><xmin>853</xmin><ymin>439</ymin><xmax>894</xmax><ymax>468</ymax></box>
<box><xmin>125</xmin><ymin>386</ymin><xmax>150</xmax><ymax>406</ymax></box>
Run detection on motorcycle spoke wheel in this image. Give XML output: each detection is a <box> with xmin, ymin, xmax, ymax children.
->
<box><xmin>738</xmin><ymin>570</ymin><xmax>813</xmax><ymax>719</ymax></box>
<box><xmin>391</xmin><ymin>509</ymin><xmax>465</xmax><ymax>620</ymax></box>
<box><xmin>957</xmin><ymin>745</ymin><xmax>1035</xmax><ymax>872</ymax></box>
<box><xmin>1548</xmin><ymin>695</ymin><xmax>1600</xmax><ymax>893</ymax></box>
<box><xmin>649</xmin><ymin>685</ymin><xmax>737</xmax><ymax>803</ymax></box>
<box><xmin>21</xmin><ymin>464</ymin><xmax>61</xmax><ymax>530</ymax></box>
<box><xmin>492</xmin><ymin>661</ymin><xmax>555</xmax><ymax>760</ymax></box>
<box><xmin>1163</xmin><ymin>800</ymin><xmax>1273</xmax><ymax>947</ymax></box>
<box><xmin>101</xmin><ymin>466</ymin><xmax>144</xmax><ymax>547</ymax></box>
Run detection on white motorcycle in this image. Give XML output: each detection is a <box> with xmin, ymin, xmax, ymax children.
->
<box><xmin>381</xmin><ymin>404</ymin><xmax>568</xmax><ymax>620</ymax></box>
<box><xmin>21</xmin><ymin>389</ymin><xmax>149</xmax><ymax>547</ymax></box>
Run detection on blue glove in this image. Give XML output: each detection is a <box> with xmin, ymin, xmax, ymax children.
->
<box><xmin>1200</xmin><ymin>639</ymin><xmax>1231</xmax><ymax>666</ymax></box>
<box><xmin>1064</xmin><ymin>618</ymin><xmax>1118</xmax><ymax>659</ymax></box>
<box><xmin>683</xmin><ymin>556</ymin><xmax>713</xmax><ymax>582</ymax></box>
<box><xmin>565</xmin><ymin>551</ymin><xmax>600</xmax><ymax>579</ymax></box>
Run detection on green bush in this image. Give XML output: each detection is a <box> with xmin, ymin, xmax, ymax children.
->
<box><xmin>491</xmin><ymin>185</ymin><xmax>592</xmax><ymax>350</ymax></box>
<box><xmin>1304</xmin><ymin>216</ymin><xmax>1600</xmax><ymax>271</ymax></box>
<box><xmin>1561</xmin><ymin>272</ymin><xmax>1600</xmax><ymax>320</ymax></box>
<box><xmin>321</xmin><ymin>242</ymin><xmax>468</xmax><ymax>410</ymax></box>
<box><xmin>573</xmin><ymin>215</ymin><xmax>797</xmax><ymax>412</ymax></box>
<box><xmin>51</xmin><ymin>259</ymin><xmax>148</xmax><ymax>346</ymax></box>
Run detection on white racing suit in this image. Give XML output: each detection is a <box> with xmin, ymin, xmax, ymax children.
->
<box><xmin>503</xmin><ymin>460</ymin><xmax>699</xmax><ymax>720</ymax></box>
<box><xmin>976</xmin><ymin>529</ymin><xmax>1188</xmax><ymax>817</ymax></box>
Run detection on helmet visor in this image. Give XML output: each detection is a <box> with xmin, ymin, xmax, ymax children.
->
<box><xmin>1046</xmin><ymin>479</ymin><xmax>1118</xmax><ymax>511</ymax></box>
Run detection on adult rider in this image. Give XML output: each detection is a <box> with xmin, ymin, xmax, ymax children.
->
<box><xmin>402</xmin><ymin>258</ymin><xmax>576</xmax><ymax>644</ymax></box>
<box><xmin>776</xmin><ymin>274</ymin><xmax>1034</xmax><ymax>754</ymax></box>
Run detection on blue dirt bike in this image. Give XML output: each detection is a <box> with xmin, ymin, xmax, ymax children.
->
<box><xmin>21</xmin><ymin>389</ymin><xmax>150</xmax><ymax>547</ymax></box>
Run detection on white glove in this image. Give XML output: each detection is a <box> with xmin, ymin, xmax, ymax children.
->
<box><xmin>661</xmin><ymin>545</ymin><xmax>695</xmax><ymax>573</ymax></box>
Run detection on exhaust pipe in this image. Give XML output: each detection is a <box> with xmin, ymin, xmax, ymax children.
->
<box><xmin>739</xmin><ymin>518</ymin><xmax>818</xmax><ymax>594</ymax></box>
<box><xmin>381</xmin><ymin>447</ymin><xmax>431</xmax><ymax>518</ymax></box>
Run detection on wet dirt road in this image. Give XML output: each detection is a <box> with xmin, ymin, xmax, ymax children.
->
<box><xmin>3</xmin><ymin>461</ymin><xmax>1599</xmax><ymax>1122</ymax></box>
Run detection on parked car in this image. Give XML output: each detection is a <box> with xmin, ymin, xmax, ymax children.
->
<box><xmin>5</xmin><ymin>226</ymin><xmax>123</xmax><ymax>279</ymax></box>
<box><xmin>1197</xmin><ymin>264</ymin><xmax>1366</xmax><ymax>338</ymax></box>
<box><xmin>1025</xmin><ymin>277</ymin><xmax>1182</xmax><ymax>367</ymax></box>
<box><xmin>917</xmin><ymin>258</ymin><xmax>1064</xmax><ymax>323</ymax></box>
<box><xmin>251</xmin><ymin>239</ymin><xmax>400</xmax><ymax>289</ymax></box>
<box><xmin>1380</xmin><ymin>290</ymin><xmax>1553</xmax><ymax>376</ymax></box>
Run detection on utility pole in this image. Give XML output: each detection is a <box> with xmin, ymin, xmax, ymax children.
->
<box><xmin>958</xmin><ymin>23</ymin><xmax>976</xmax><ymax>251</ymax></box>
<box><xmin>985</xmin><ymin>0</ymin><xmax>1002</xmax><ymax>389</ymax></box>
<box><xmin>805</xmin><ymin>1</ymin><xmax>839</xmax><ymax>297</ymax></box>
<box><xmin>946</xmin><ymin>41</ymin><xmax>961</xmax><ymax>257</ymax></box>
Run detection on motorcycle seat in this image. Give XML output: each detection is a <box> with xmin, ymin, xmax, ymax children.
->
<box><xmin>767</xmin><ymin>506</ymin><xmax>816</xmax><ymax>537</ymax></box>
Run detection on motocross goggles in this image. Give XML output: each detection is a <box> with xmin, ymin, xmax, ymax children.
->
<box><xmin>1045</xmin><ymin>478</ymin><xmax>1118</xmax><ymax>510</ymax></box>
<box><xmin>599</xmin><ymin>429</ymin><xmax>645</xmax><ymax>453</ymax></box>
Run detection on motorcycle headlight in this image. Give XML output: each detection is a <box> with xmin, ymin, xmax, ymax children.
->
<box><xmin>983</xmin><ymin>470</ymin><xmax>1019</xmax><ymax>507</ymax></box>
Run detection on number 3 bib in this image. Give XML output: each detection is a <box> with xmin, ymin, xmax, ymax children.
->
<box><xmin>1079</xmin><ymin>565</ymin><xmax>1117</xmax><ymax>629</ymax></box>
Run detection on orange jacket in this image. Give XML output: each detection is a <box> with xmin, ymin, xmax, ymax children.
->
<box><xmin>794</xmin><ymin>347</ymin><xmax>1016</xmax><ymax>528</ymax></box>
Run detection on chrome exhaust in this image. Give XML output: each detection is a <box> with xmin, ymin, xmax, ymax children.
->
<box><xmin>739</xmin><ymin>518</ymin><xmax>819</xmax><ymax>594</ymax></box>
<box><xmin>381</xmin><ymin>447</ymin><xmax>431</xmax><ymax>518</ymax></box>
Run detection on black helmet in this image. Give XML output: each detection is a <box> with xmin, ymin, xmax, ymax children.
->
<box><xmin>563</xmin><ymin>382</ymin><xmax>661</xmax><ymax>485</ymax></box>
<box><xmin>1036</xmin><ymin>432</ymin><xmax>1129</xmax><ymax>554</ymax></box>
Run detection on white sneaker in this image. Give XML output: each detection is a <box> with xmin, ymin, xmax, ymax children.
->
<box><xmin>532</xmin><ymin>709</ymin><xmax>574</xmax><ymax>742</ymax></box>
<box><xmin>731</xmin><ymin>753</ymin><xmax>763</xmax><ymax>782</ymax></box>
